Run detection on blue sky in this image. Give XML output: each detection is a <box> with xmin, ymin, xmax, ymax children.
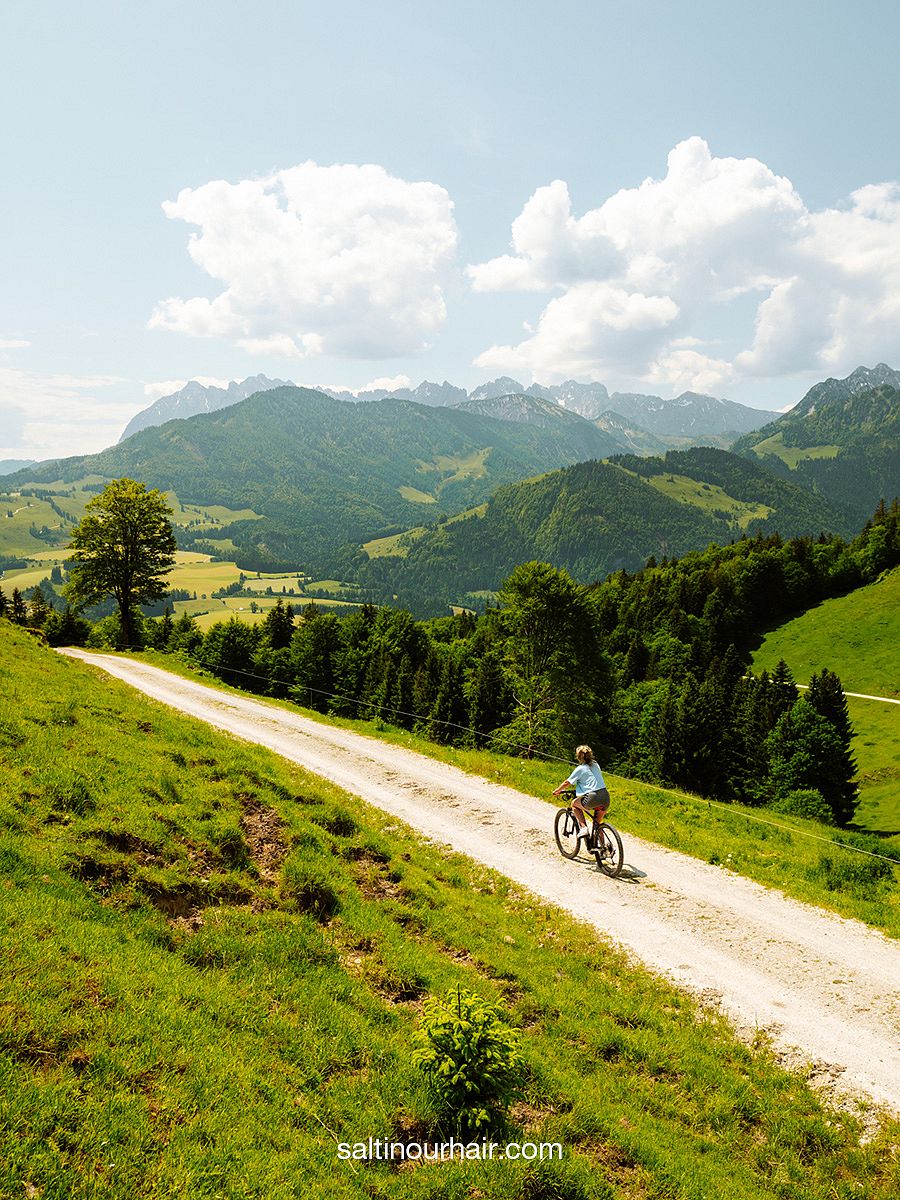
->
<box><xmin>3</xmin><ymin>0</ymin><xmax>900</xmax><ymax>459</ymax></box>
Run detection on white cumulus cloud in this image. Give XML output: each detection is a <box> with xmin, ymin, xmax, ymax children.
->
<box><xmin>150</xmin><ymin>162</ymin><xmax>458</xmax><ymax>360</ymax></box>
<box><xmin>469</xmin><ymin>137</ymin><xmax>900</xmax><ymax>390</ymax></box>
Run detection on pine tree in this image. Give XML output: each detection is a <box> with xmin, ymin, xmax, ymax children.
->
<box><xmin>676</xmin><ymin>661</ymin><xmax>737</xmax><ymax>797</ymax></box>
<box><xmin>28</xmin><ymin>584</ymin><xmax>52</xmax><ymax>628</ymax></box>
<box><xmin>263</xmin><ymin>598</ymin><xmax>294</xmax><ymax>649</ymax></box>
<box><xmin>411</xmin><ymin>652</ymin><xmax>440</xmax><ymax>735</ymax></box>
<box><xmin>291</xmin><ymin>612</ymin><xmax>343</xmax><ymax>713</ymax></box>
<box><xmin>730</xmin><ymin>675</ymin><xmax>773</xmax><ymax>804</ymax></box>
<box><xmin>42</xmin><ymin>607</ymin><xmax>91</xmax><ymax>647</ymax></box>
<box><xmin>157</xmin><ymin>606</ymin><xmax>175</xmax><ymax>649</ymax></box>
<box><xmin>806</xmin><ymin>669</ymin><xmax>858</xmax><ymax>826</ymax></box>
<box><xmin>386</xmin><ymin>653</ymin><xmax>416</xmax><ymax>730</ymax></box>
<box><xmin>765</xmin><ymin>698</ymin><xmax>850</xmax><ymax>824</ymax></box>
<box><xmin>0</xmin><ymin>585</ymin><xmax>7</xmax><ymax>619</ymax></box>
<box><xmin>170</xmin><ymin>612</ymin><xmax>202</xmax><ymax>655</ymax></box>
<box><xmin>632</xmin><ymin>681</ymin><xmax>680</xmax><ymax>785</ymax></box>
<box><xmin>768</xmin><ymin>660</ymin><xmax>799</xmax><ymax>725</ymax></box>
<box><xmin>623</xmin><ymin>635</ymin><xmax>649</xmax><ymax>684</ymax></box>
<box><xmin>10</xmin><ymin>587</ymin><xmax>27</xmax><ymax>625</ymax></box>
<box><xmin>427</xmin><ymin>651</ymin><xmax>467</xmax><ymax>744</ymax></box>
<box><xmin>466</xmin><ymin>646</ymin><xmax>512</xmax><ymax>746</ymax></box>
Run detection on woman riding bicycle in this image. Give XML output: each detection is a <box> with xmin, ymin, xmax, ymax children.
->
<box><xmin>553</xmin><ymin>745</ymin><xmax>610</xmax><ymax>842</ymax></box>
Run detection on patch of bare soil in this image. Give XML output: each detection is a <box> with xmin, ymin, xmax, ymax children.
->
<box><xmin>238</xmin><ymin>794</ymin><xmax>288</xmax><ymax>883</ymax></box>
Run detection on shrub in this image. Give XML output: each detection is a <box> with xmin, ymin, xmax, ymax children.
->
<box><xmin>412</xmin><ymin>985</ymin><xmax>523</xmax><ymax>1132</ymax></box>
<box><xmin>42</xmin><ymin>609</ymin><xmax>91</xmax><ymax>647</ymax></box>
<box><xmin>771</xmin><ymin>788</ymin><xmax>834</xmax><ymax>825</ymax></box>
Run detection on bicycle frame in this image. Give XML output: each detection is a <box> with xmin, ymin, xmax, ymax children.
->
<box><xmin>554</xmin><ymin>791</ymin><xmax>624</xmax><ymax>878</ymax></box>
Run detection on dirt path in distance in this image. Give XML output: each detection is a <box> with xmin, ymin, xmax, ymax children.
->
<box><xmin>61</xmin><ymin>650</ymin><xmax>900</xmax><ymax>1115</ymax></box>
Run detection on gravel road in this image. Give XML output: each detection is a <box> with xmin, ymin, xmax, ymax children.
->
<box><xmin>61</xmin><ymin>650</ymin><xmax>900</xmax><ymax>1114</ymax></box>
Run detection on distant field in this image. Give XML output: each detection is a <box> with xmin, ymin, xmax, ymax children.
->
<box><xmin>397</xmin><ymin>485</ymin><xmax>436</xmax><ymax>504</ymax></box>
<box><xmin>749</xmin><ymin>432</ymin><xmax>841</xmax><ymax>467</ymax></box>
<box><xmin>362</xmin><ymin>504</ymin><xmax>488</xmax><ymax>560</ymax></box>
<box><xmin>642</xmin><ymin>472</ymin><xmax>773</xmax><ymax>528</ymax></box>
<box><xmin>166</xmin><ymin>498</ymin><xmax>263</xmax><ymax>527</ymax></box>
<box><xmin>753</xmin><ymin>566</ymin><xmax>900</xmax><ymax>834</ymax></box>
<box><xmin>446</xmin><ymin>502</ymin><xmax>488</xmax><ymax>523</ymax></box>
<box><xmin>0</xmin><ymin>542</ymin><xmax>339</xmax><ymax>626</ymax></box>
<box><xmin>0</xmin><ymin>477</ymin><xmax>264</xmax><ymax>559</ymax></box>
<box><xmin>431</xmin><ymin>447</ymin><xmax>490</xmax><ymax>491</ymax></box>
<box><xmin>0</xmin><ymin>564</ymin><xmax>63</xmax><ymax>593</ymax></box>
<box><xmin>190</xmin><ymin>608</ymin><xmax>272</xmax><ymax>630</ymax></box>
<box><xmin>362</xmin><ymin>527</ymin><xmax>426</xmax><ymax>558</ymax></box>
<box><xmin>0</xmin><ymin>496</ymin><xmax>69</xmax><ymax>554</ymax></box>
<box><xmin>302</xmin><ymin>579</ymin><xmax>354</xmax><ymax>596</ymax></box>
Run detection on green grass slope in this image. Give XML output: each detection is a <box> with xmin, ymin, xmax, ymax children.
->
<box><xmin>2</xmin><ymin>626</ymin><xmax>899</xmax><ymax>1198</ymax></box>
<box><xmin>753</xmin><ymin>566</ymin><xmax>900</xmax><ymax>834</ymax></box>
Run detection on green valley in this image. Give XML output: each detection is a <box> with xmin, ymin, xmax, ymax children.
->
<box><xmin>6</xmin><ymin>387</ymin><xmax>622</xmax><ymax>575</ymax></box>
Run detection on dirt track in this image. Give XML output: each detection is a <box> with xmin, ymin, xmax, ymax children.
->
<box><xmin>61</xmin><ymin>650</ymin><xmax>900</xmax><ymax>1114</ymax></box>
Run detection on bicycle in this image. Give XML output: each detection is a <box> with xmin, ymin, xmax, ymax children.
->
<box><xmin>554</xmin><ymin>790</ymin><xmax>624</xmax><ymax>877</ymax></box>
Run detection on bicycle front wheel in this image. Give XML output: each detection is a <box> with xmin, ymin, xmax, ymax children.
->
<box><xmin>596</xmin><ymin>823</ymin><xmax>624</xmax><ymax>878</ymax></box>
<box><xmin>554</xmin><ymin>807</ymin><xmax>581</xmax><ymax>859</ymax></box>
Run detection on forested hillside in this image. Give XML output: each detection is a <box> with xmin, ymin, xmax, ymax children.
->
<box><xmin>352</xmin><ymin>448</ymin><xmax>851</xmax><ymax>612</ymax></box>
<box><xmin>8</xmin><ymin>388</ymin><xmax>621</xmax><ymax>574</ymax></box>
<box><xmin>733</xmin><ymin>370</ymin><xmax>900</xmax><ymax>522</ymax></box>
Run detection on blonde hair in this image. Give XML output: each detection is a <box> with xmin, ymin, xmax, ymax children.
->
<box><xmin>575</xmin><ymin>745</ymin><xmax>594</xmax><ymax>764</ymax></box>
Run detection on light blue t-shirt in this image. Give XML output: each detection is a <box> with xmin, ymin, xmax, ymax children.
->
<box><xmin>567</xmin><ymin>762</ymin><xmax>606</xmax><ymax>796</ymax></box>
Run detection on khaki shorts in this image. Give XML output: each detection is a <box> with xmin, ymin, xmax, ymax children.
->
<box><xmin>579</xmin><ymin>788</ymin><xmax>610</xmax><ymax>812</ymax></box>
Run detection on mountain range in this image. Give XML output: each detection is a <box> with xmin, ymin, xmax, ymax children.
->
<box><xmin>0</xmin><ymin>459</ymin><xmax>36</xmax><ymax>476</ymax></box>
<box><xmin>7</xmin><ymin>364</ymin><xmax>897</xmax><ymax>614</ymax></box>
<box><xmin>119</xmin><ymin>375</ymin><xmax>292</xmax><ymax>440</ymax></box>
<box><xmin>118</xmin><ymin>373</ymin><xmax>771</xmax><ymax>446</ymax></box>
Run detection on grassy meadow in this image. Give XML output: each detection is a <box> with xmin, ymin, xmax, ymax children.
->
<box><xmin>753</xmin><ymin>566</ymin><xmax>900</xmax><ymax>833</ymax></box>
<box><xmin>747</xmin><ymin>434</ymin><xmax>841</xmax><ymax>468</ymax></box>
<box><xmin>2</xmin><ymin>623</ymin><xmax>899</xmax><ymax>1198</ymax></box>
<box><xmin>640</xmin><ymin>472</ymin><xmax>774</xmax><ymax>529</ymax></box>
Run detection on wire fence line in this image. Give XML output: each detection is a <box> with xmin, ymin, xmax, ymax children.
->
<box><xmin>797</xmin><ymin>683</ymin><xmax>900</xmax><ymax>706</ymax></box>
<box><xmin>108</xmin><ymin>644</ymin><xmax>900</xmax><ymax>869</ymax></box>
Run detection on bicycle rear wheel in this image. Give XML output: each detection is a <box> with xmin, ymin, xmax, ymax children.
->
<box><xmin>595</xmin><ymin>822</ymin><xmax>624</xmax><ymax>877</ymax></box>
<box><xmin>554</xmin><ymin>807</ymin><xmax>581</xmax><ymax>859</ymax></box>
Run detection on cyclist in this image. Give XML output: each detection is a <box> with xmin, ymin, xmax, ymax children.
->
<box><xmin>553</xmin><ymin>744</ymin><xmax>610</xmax><ymax>843</ymax></box>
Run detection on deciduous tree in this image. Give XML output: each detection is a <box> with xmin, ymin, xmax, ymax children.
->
<box><xmin>65</xmin><ymin>479</ymin><xmax>176</xmax><ymax>649</ymax></box>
